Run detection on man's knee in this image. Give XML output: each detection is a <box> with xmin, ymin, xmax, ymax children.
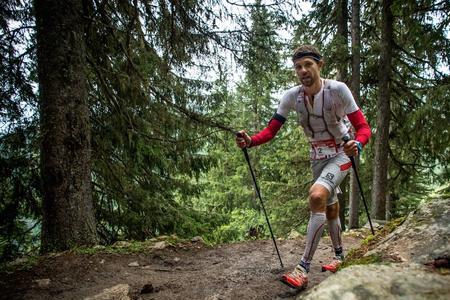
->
<box><xmin>309</xmin><ymin>185</ymin><xmax>329</xmax><ymax>212</ymax></box>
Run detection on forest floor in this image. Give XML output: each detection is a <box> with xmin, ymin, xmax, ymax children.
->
<box><xmin>1</xmin><ymin>231</ymin><xmax>366</xmax><ymax>300</ymax></box>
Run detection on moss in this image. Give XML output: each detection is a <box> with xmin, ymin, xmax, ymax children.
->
<box><xmin>341</xmin><ymin>254</ymin><xmax>382</xmax><ymax>268</ymax></box>
<box><xmin>436</xmin><ymin>268</ymin><xmax>450</xmax><ymax>275</ymax></box>
<box><xmin>341</xmin><ymin>216</ymin><xmax>407</xmax><ymax>270</ymax></box>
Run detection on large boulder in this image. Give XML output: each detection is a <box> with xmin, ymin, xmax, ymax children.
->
<box><xmin>365</xmin><ymin>197</ymin><xmax>450</xmax><ymax>264</ymax></box>
<box><xmin>298</xmin><ymin>197</ymin><xmax>450</xmax><ymax>300</ymax></box>
<box><xmin>299</xmin><ymin>264</ymin><xmax>450</xmax><ymax>300</ymax></box>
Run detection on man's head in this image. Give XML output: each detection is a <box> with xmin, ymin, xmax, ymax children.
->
<box><xmin>292</xmin><ymin>45</ymin><xmax>323</xmax><ymax>87</ymax></box>
<box><xmin>292</xmin><ymin>45</ymin><xmax>322</xmax><ymax>63</ymax></box>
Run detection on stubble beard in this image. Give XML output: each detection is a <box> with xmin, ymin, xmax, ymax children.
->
<box><xmin>301</xmin><ymin>76</ymin><xmax>314</xmax><ymax>87</ymax></box>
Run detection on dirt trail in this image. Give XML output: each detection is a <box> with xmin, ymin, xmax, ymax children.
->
<box><xmin>1</xmin><ymin>233</ymin><xmax>364</xmax><ymax>300</ymax></box>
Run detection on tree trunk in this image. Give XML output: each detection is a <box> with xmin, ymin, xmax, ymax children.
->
<box><xmin>336</xmin><ymin>0</ymin><xmax>349</xmax><ymax>230</ymax></box>
<box><xmin>371</xmin><ymin>0</ymin><xmax>393</xmax><ymax>220</ymax></box>
<box><xmin>336</xmin><ymin>0</ymin><xmax>349</xmax><ymax>84</ymax></box>
<box><xmin>348</xmin><ymin>0</ymin><xmax>361</xmax><ymax>229</ymax></box>
<box><xmin>35</xmin><ymin>0</ymin><xmax>98</xmax><ymax>252</ymax></box>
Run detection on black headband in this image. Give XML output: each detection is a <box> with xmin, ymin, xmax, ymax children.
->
<box><xmin>292</xmin><ymin>51</ymin><xmax>322</xmax><ymax>62</ymax></box>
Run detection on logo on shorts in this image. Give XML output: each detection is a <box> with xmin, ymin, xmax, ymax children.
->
<box><xmin>324</xmin><ymin>173</ymin><xmax>335</xmax><ymax>182</ymax></box>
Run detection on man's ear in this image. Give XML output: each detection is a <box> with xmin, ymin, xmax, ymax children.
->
<box><xmin>317</xmin><ymin>60</ymin><xmax>324</xmax><ymax>68</ymax></box>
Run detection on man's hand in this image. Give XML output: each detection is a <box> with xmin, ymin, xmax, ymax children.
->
<box><xmin>343</xmin><ymin>140</ymin><xmax>361</xmax><ymax>157</ymax></box>
<box><xmin>236</xmin><ymin>130</ymin><xmax>252</xmax><ymax>149</ymax></box>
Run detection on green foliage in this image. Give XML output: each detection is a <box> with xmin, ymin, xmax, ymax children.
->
<box><xmin>195</xmin><ymin>2</ymin><xmax>312</xmax><ymax>243</ymax></box>
<box><xmin>203</xmin><ymin>209</ymin><xmax>266</xmax><ymax>244</ymax></box>
<box><xmin>0</xmin><ymin>1</ymin><xmax>41</xmax><ymax>262</ymax></box>
<box><xmin>84</xmin><ymin>0</ymin><xmax>236</xmax><ymax>243</ymax></box>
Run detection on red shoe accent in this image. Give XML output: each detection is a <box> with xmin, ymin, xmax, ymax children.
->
<box><xmin>280</xmin><ymin>267</ymin><xmax>308</xmax><ymax>290</ymax></box>
<box><xmin>321</xmin><ymin>259</ymin><xmax>342</xmax><ymax>273</ymax></box>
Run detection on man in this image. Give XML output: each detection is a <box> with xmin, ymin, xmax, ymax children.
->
<box><xmin>235</xmin><ymin>45</ymin><xmax>371</xmax><ymax>290</ymax></box>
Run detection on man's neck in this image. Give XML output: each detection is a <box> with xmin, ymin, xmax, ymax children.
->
<box><xmin>304</xmin><ymin>78</ymin><xmax>323</xmax><ymax>97</ymax></box>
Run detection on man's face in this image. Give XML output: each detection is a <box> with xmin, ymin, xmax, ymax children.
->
<box><xmin>293</xmin><ymin>57</ymin><xmax>323</xmax><ymax>87</ymax></box>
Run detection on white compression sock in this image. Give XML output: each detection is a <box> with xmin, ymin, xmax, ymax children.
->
<box><xmin>327</xmin><ymin>217</ymin><xmax>344</xmax><ymax>258</ymax></box>
<box><xmin>301</xmin><ymin>211</ymin><xmax>326</xmax><ymax>266</ymax></box>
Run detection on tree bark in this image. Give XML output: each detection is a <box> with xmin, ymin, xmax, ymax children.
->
<box><xmin>336</xmin><ymin>0</ymin><xmax>349</xmax><ymax>230</ymax></box>
<box><xmin>336</xmin><ymin>0</ymin><xmax>349</xmax><ymax>84</ymax></box>
<box><xmin>371</xmin><ymin>0</ymin><xmax>393</xmax><ymax>220</ymax></box>
<box><xmin>348</xmin><ymin>0</ymin><xmax>361</xmax><ymax>229</ymax></box>
<box><xmin>35</xmin><ymin>0</ymin><xmax>98</xmax><ymax>252</ymax></box>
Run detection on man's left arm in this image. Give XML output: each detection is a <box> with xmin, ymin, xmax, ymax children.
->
<box><xmin>338</xmin><ymin>82</ymin><xmax>372</xmax><ymax>152</ymax></box>
<box><xmin>347</xmin><ymin>110</ymin><xmax>371</xmax><ymax>147</ymax></box>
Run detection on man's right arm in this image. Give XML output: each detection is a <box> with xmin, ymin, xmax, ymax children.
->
<box><xmin>248</xmin><ymin>113</ymin><xmax>286</xmax><ymax>147</ymax></box>
<box><xmin>236</xmin><ymin>87</ymin><xmax>296</xmax><ymax>148</ymax></box>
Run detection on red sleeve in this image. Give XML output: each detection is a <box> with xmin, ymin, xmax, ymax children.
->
<box><xmin>250</xmin><ymin>119</ymin><xmax>283</xmax><ymax>147</ymax></box>
<box><xmin>347</xmin><ymin>109</ymin><xmax>371</xmax><ymax>146</ymax></box>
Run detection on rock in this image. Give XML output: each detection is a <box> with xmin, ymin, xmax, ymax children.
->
<box><xmin>366</xmin><ymin>198</ymin><xmax>450</xmax><ymax>264</ymax></box>
<box><xmin>298</xmin><ymin>264</ymin><xmax>450</xmax><ymax>300</ymax></box>
<box><xmin>128</xmin><ymin>261</ymin><xmax>140</xmax><ymax>267</ymax></box>
<box><xmin>9</xmin><ymin>257</ymin><xmax>28</xmax><ymax>267</ymax></box>
<box><xmin>191</xmin><ymin>236</ymin><xmax>204</xmax><ymax>243</ymax></box>
<box><xmin>34</xmin><ymin>278</ymin><xmax>51</xmax><ymax>289</ymax></box>
<box><xmin>113</xmin><ymin>241</ymin><xmax>131</xmax><ymax>248</ymax></box>
<box><xmin>288</xmin><ymin>229</ymin><xmax>301</xmax><ymax>240</ymax></box>
<box><xmin>84</xmin><ymin>284</ymin><xmax>130</xmax><ymax>300</ymax></box>
<box><xmin>151</xmin><ymin>241</ymin><xmax>168</xmax><ymax>250</ymax></box>
<box><xmin>174</xmin><ymin>257</ymin><xmax>180</xmax><ymax>262</ymax></box>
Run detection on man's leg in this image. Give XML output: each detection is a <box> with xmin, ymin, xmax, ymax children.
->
<box><xmin>299</xmin><ymin>184</ymin><xmax>330</xmax><ymax>271</ymax></box>
<box><xmin>281</xmin><ymin>183</ymin><xmax>329</xmax><ymax>290</ymax></box>
<box><xmin>313</xmin><ymin>153</ymin><xmax>351</xmax><ymax>272</ymax></box>
<box><xmin>321</xmin><ymin>202</ymin><xmax>344</xmax><ymax>272</ymax></box>
<box><xmin>326</xmin><ymin>202</ymin><xmax>344</xmax><ymax>260</ymax></box>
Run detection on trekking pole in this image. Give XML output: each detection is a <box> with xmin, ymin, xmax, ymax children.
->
<box><xmin>236</xmin><ymin>133</ymin><xmax>284</xmax><ymax>269</ymax></box>
<box><xmin>342</xmin><ymin>135</ymin><xmax>375</xmax><ymax>235</ymax></box>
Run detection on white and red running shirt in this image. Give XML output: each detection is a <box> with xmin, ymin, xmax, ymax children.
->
<box><xmin>249</xmin><ymin>79</ymin><xmax>371</xmax><ymax>160</ymax></box>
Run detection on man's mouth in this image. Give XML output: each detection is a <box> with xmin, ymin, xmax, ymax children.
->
<box><xmin>302</xmin><ymin>76</ymin><xmax>311</xmax><ymax>82</ymax></box>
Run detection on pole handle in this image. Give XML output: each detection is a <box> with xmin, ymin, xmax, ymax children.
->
<box><xmin>236</xmin><ymin>132</ymin><xmax>250</xmax><ymax>157</ymax></box>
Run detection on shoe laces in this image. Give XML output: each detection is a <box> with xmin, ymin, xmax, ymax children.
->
<box><xmin>291</xmin><ymin>265</ymin><xmax>308</xmax><ymax>280</ymax></box>
<box><xmin>329</xmin><ymin>257</ymin><xmax>343</xmax><ymax>267</ymax></box>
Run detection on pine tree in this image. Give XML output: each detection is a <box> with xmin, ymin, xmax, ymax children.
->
<box><xmin>35</xmin><ymin>0</ymin><xmax>98</xmax><ymax>252</ymax></box>
<box><xmin>336</xmin><ymin>0</ymin><xmax>349</xmax><ymax>230</ymax></box>
<box><xmin>371</xmin><ymin>0</ymin><xmax>393</xmax><ymax>220</ymax></box>
<box><xmin>349</xmin><ymin>0</ymin><xmax>361</xmax><ymax>229</ymax></box>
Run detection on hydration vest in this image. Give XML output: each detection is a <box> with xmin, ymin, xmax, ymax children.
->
<box><xmin>295</xmin><ymin>80</ymin><xmax>352</xmax><ymax>143</ymax></box>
